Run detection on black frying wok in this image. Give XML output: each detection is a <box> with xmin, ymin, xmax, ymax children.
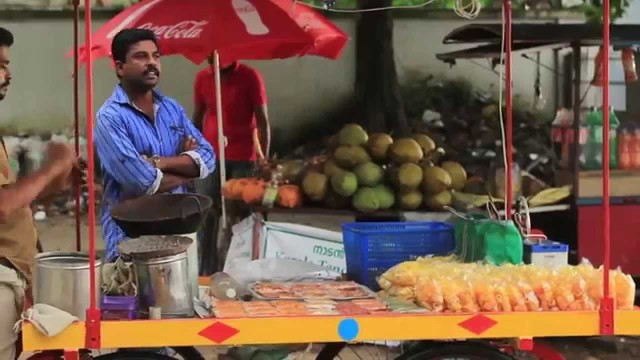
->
<box><xmin>111</xmin><ymin>193</ymin><xmax>213</xmax><ymax>238</ymax></box>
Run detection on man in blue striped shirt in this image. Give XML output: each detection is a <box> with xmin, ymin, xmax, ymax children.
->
<box><xmin>95</xmin><ymin>29</ymin><xmax>216</xmax><ymax>261</ymax></box>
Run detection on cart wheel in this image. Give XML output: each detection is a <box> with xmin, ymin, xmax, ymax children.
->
<box><xmin>399</xmin><ymin>342</ymin><xmax>515</xmax><ymax>360</ymax></box>
<box><xmin>169</xmin><ymin>346</ymin><xmax>205</xmax><ymax>360</ymax></box>
<box><xmin>93</xmin><ymin>347</ymin><xmax>204</xmax><ymax>360</ymax></box>
<box><xmin>315</xmin><ymin>342</ymin><xmax>347</xmax><ymax>360</ymax></box>
<box><xmin>93</xmin><ymin>352</ymin><xmax>175</xmax><ymax>360</ymax></box>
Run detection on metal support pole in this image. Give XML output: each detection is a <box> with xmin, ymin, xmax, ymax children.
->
<box><xmin>503</xmin><ymin>0</ymin><xmax>514</xmax><ymax>217</ymax></box>
<box><xmin>599</xmin><ymin>0</ymin><xmax>614</xmax><ymax>336</ymax></box>
<box><xmin>73</xmin><ymin>0</ymin><xmax>81</xmax><ymax>252</ymax></box>
<box><xmin>83</xmin><ymin>0</ymin><xmax>101</xmax><ymax>348</ymax></box>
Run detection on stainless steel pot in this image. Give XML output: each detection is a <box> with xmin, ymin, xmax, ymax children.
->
<box><xmin>180</xmin><ymin>232</ymin><xmax>199</xmax><ymax>303</ymax></box>
<box><xmin>134</xmin><ymin>251</ymin><xmax>193</xmax><ymax>318</ymax></box>
<box><xmin>33</xmin><ymin>252</ymin><xmax>102</xmax><ymax>320</ymax></box>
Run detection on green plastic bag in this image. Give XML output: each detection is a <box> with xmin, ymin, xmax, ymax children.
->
<box><xmin>453</xmin><ymin>213</ymin><xmax>486</xmax><ymax>262</ymax></box>
<box><xmin>451</xmin><ymin>211</ymin><xmax>523</xmax><ymax>265</ymax></box>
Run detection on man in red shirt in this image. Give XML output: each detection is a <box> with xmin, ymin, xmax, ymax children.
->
<box><xmin>193</xmin><ymin>58</ymin><xmax>271</xmax><ymax>273</ymax></box>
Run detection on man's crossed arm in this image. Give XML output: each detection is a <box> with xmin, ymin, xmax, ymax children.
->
<box><xmin>95</xmin><ymin>111</ymin><xmax>215</xmax><ymax>197</ymax></box>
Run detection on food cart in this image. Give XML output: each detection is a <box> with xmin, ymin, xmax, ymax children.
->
<box><xmin>19</xmin><ymin>0</ymin><xmax>640</xmax><ymax>359</ymax></box>
<box><xmin>435</xmin><ymin>22</ymin><xmax>640</xmax><ymax>278</ymax></box>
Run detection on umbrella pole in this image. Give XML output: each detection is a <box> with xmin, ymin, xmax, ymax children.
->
<box><xmin>73</xmin><ymin>0</ymin><xmax>81</xmax><ymax>252</ymax></box>
<box><xmin>211</xmin><ymin>51</ymin><xmax>227</xmax><ymax>229</ymax></box>
<box><xmin>83</xmin><ymin>0</ymin><xmax>101</xmax><ymax>348</ymax></box>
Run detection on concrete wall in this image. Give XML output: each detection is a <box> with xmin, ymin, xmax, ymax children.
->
<box><xmin>0</xmin><ymin>14</ymin><xmax>557</xmax><ymax>143</ymax></box>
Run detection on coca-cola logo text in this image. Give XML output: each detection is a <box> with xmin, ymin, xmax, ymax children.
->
<box><xmin>138</xmin><ymin>21</ymin><xmax>208</xmax><ymax>39</ymax></box>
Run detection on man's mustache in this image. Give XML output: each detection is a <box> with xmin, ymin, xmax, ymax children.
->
<box><xmin>0</xmin><ymin>80</ymin><xmax>9</xmax><ymax>88</ymax></box>
<box><xmin>143</xmin><ymin>67</ymin><xmax>160</xmax><ymax>76</ymax></box>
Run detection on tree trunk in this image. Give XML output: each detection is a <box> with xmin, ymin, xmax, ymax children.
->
<box><xmin>355</xmin><ymin>0</ymin><xmax>409</xmax><ymax>136</ymax></box>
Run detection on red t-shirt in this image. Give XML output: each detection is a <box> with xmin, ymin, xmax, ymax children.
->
<box><xmin>193</xmin><ymin>63</ymin><xmax>267</xmax><ymax>161</ymax></box>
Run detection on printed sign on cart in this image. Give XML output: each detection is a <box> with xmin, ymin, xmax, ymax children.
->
<box><xmin>262</xmin><ymin>222</ymin><xmax>347</xmax><ymax>274</ymax></box>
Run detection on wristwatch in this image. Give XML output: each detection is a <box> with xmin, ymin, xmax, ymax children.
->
<box><xmin>150</xmin><ymin>155</ymin><xmax>161</xmax><ymax>168</ymax></box>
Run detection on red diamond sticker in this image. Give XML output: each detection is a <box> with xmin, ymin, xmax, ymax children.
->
<box><xmin>199</xmin><ymin>321</ymin><xmax>240</xmax><ymax>343</ymax></box>
<box><xmin>457</xmin><ymin>315</ymin><xmax>497</xmax><ymax>335</ymax></box>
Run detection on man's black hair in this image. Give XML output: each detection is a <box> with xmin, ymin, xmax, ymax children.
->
<box><xmin>0</xmin><ymin>27</ymin><xmax>14</xmax><ymax>47</ymax></box>
<box><xmin>111</xmin><ymin>28</ymin><xmax>158</xmax><ymax>63</ymax></box>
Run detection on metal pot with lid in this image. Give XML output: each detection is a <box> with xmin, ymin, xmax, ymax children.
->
<box><xmin>33</xmin><ymin>252</ymin><xmax>102</xmax><ymax>320</ymax></box>
<box><xmin>118</xmin><ymin>235</ymin><xmax>196</xmax><ymax>319</ymax></box>
<box><xmin>134</xmin><ymin>251</ymin><xmax>194</xmax><ymax>319</ymax></box>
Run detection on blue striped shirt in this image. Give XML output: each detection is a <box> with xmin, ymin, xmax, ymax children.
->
<box><xmin>95</xmin><ymin>85</ymin><xmax>216</xmax><ymax>261</ymax></box>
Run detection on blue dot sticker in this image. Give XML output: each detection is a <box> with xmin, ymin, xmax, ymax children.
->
<box><xmin>338</xmin><ymin>318</ymin><xmax>359</xmax><ymax>341</ymax></box>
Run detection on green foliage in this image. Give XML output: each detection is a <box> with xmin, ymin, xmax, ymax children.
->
<box><xmin>303</xmin><ymin>0</ymin><xmax>441</xmax><ymax>9</ymax></box>
<box><xmin>582</xmin><ymin>0</ymin><xmax>632</xmax><ymax>23</ymax></box>
<box><xmin>302</xmin><ymin>0</ymin><xmax>573</xmax><ymax>10</ymax></box>
<box><xmin>402</xmin><ymin>72</ymin><xmax>482</xmax><ymax>121</ymax></box>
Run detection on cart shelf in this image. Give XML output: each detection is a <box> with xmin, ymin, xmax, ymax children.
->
<box><xmin>24</xmin><ymin>310</ymin><xmax>637</xmax><ymax>351</ymax></box>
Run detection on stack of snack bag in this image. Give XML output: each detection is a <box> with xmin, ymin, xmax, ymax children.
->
<box><xmin>377</xmin><ymin>256</ymin><xmax>456</xmax><ymax>305</ymax></box>
<box><xmin>378</xmin><ymin>257</ymin><xmax>635</xmax><ymax>313</ymax></box>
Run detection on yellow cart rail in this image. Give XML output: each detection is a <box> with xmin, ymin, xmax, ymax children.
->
<box><xmin>23</xmin><ymin>310</ymin><xmax>640</xmax><ymax>351</ymax></box>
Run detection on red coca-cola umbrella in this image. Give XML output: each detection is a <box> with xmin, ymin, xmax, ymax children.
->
<box><xmin>68</xmin><ymin>0</ymin><xmax>349</xmax><ymax>239</ymax></box>
<box><xmin>271</xmin><ymin>0</ymin><xmax>348</xmax><ymax>60</ymax></box>
<box><xmin>68</xmin><ymin>0</ymin><xmax>314</xmax><ymax>65</ymax></box>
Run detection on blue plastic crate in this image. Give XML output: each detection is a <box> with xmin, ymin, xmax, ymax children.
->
<box><xmin>341</xmin><ymin>221</ymin><xmax>455</xmax><ymax>290</ymax></box>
